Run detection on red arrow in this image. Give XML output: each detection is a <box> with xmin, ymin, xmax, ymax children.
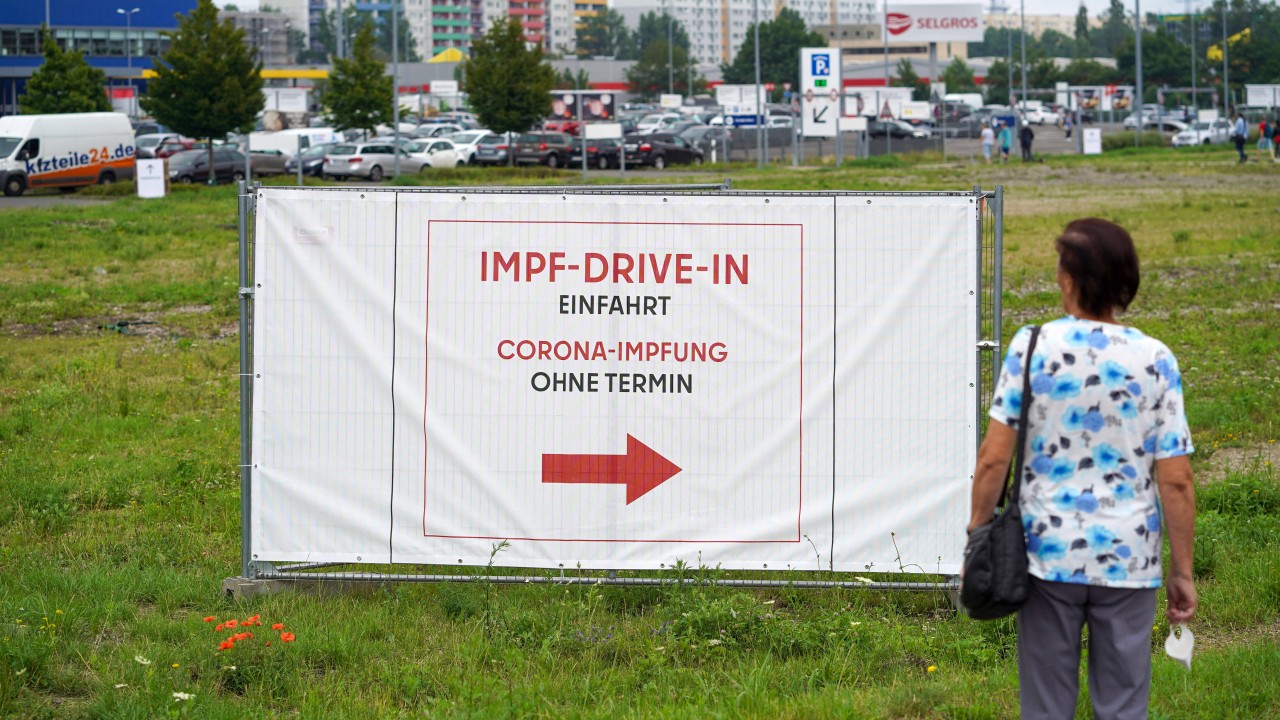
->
<box><xmin>541</xmin><ymin>435</ymin><xmax>681</xmax><ymax>505</ymax></box>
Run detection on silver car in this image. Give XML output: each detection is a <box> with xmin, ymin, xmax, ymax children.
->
<box><xmin>321</xmin><ymin>142</ymin><xmax>426</xmax><ymax>181</ymax></box>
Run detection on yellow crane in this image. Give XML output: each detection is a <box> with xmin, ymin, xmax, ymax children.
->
<box><xmin>1206</xmin><ymin>27</ymin><xmax>1250</xmax><ymax>63</ymax></box>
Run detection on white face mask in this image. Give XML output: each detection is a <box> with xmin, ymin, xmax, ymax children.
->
<box><xmin>1164</xmin><ymin>623</ymin><xmax>1194</xmax><ymax>670</ymax></box>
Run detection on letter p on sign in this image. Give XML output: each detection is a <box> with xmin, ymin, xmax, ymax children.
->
<box><xmin>811</xmin><ymin>54</ymin><xmax>830</xmax><ymax>77</ymax></box>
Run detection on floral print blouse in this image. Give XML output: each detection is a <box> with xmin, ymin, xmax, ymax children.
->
<box><xmin>989</xmin><ymin>316</ymin><xmax>1194</xmax><ymax>588</ymax></box>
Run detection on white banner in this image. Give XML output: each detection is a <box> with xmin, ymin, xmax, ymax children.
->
<box><xmin>250</xmin><ymin>190</ymin><xmax>979</xmax><ymax>573</ymax></box>
<box><xmin>885</xmin><ymin>4</ymin><xmax>983</xmax><ymax>43</ymax></box>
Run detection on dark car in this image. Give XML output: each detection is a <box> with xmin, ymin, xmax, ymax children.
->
<box><xmin>679</xmin><ymin>126</ymin><xmax>733</xmax><ymax>156</ymax></box>
<box><xmin>284</xmin><ymin>142</ymin><xmax>336</xmax><ymax>177</ymax></box>
<box><xmin>473</xmin><ymin>132</ymin><xmax>515</xmax><ymax>166</ymax></box>
<box><xmin>512</xmin><ymin>132</ymin><xmax>573</xmax><ymax>168</ymax></box>
<box><xmin>249</xmin><ymin>148</ymin><xmax>290</xmax><ymax>175</ymax></box>
<box><xmin>568</xmin><ymin>138</ymin><xmax>622</xmax><ymax>169</ymax></box>
<box><xmin>867</xmin><ymin>119</ymin><xmax>914</xmax><ymax>139</ymax></box>
<box><xmin>166</xmin><ymin>148</ymin><xmax>248</xmax><ymax>184</ymax></box>
<box><xmin>623</xmin><ymin>133</ymin><xmax>704</xmax><ymax>169</ymax></box>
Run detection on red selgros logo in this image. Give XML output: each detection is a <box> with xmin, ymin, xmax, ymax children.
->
<box><xmin>886</xmin><ymin>12</ymin><xmax>912</xmax><ymax>35</ymax></box>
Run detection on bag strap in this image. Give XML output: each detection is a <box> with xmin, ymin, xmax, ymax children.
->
<box><xmin>997</xmin><ymin>325</ymin><xmax>1041</xmax><ymax>510</ymax></box>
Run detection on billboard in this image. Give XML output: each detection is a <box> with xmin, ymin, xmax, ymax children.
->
<box><xmin>250</xmin><ymin>189</ymin><xmax>980</xmax><ymax>573</ymax></box>
<box><xmin>550</xmin><ymin>91</ymin><xmax>617</xmax><ymax>121</ymax></box>
<box><xmin>884</xmin><ymin>4</ymin><xmax>984</xmax><ymax>43</ymax></box>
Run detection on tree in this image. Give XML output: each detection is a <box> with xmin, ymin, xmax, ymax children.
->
<box><xmin>1062</xmin><ymin>57</ymin><xmax>1119</xmax><ymax>85</ymax></box>
<box><xmin>721</xmin><ymin>9</ymin><xmax>826</xmax><ymax>101</ymax></box>
<box><xmin>634</xmin><ymin>12</ymin><xmax>689</xmax><ymax>56</ymax></box>
<box><xmin>1038</xmin><ymin>29</ymin><xmax>1075</xmax><ymax>58</ymax></box>
<box><xmin>141</xmin><ymin>0</ymin><xmax>263</xmax><ymax>178</ymax></box>
<box><xmin>984</xmin><ymin>58</ymin><xmax>1011</xmax><ymax>105</ymax></box>
<box><xmin>464</xmin><ymin>17</ymin><xmax>554</xmax><ymax>164</ymax></box>
<box><xmin>940</xmin><ymin>57</ymin><xmax>978</xmax><ymax>93</ymax></box>
<box><xmin>576</xmin><ymin>9</ymin><xmax>635</xmax><ymax>59</ymax></box>
<box><xmin>894</xmin><ymin>59</ymin><xmax>926</xmax><ymax>101</ymax></box>
<box><xmin>554</xmin><ymin>67</ymin><xmax>591</xmax><ymax>91</ymax></box>
<box><xmin>20</xmin><ymin>26</ymin><xmax>110</xmax><ymax>114</ymax></box>
<box><xmin>625</xmin><ymin>40</ymin><xmax>703</xmax><ymax>100</ymax></box>
<box><xmin>326</xmin><ymin>21</ymin><xmax>392</xmax><ymax>136</ymax></box>
<box><xmin>1093</xmin><ymin>0</ymin><xmax>1131</xmax><ymax>57</ymax></box>
<box><xmin>1074</xmin><ymin>3</ymin><xmax>1092</xmax><ymax>58</ymax></box>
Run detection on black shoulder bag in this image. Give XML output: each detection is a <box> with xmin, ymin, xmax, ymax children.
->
<box><xmin>960</xmin><ymin>325</ymin><xmax>1041</xmax><ymax>620</ymax></box>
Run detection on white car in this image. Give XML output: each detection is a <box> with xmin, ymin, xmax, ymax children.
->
<box><xmin>405</xmin><ymin>138</ymin><xmax>462</xmax><ymax>169</ymax></box>
<box><xmin>1024</xmin><ymin>106</ymin><xmax>1061</xmax><ymax>125</ymax></box>
<box><xmin>447</xmin><ymin>130</ymin><xmax>491</xmax><ymax>164</ymax></box>
<box><xmin>634</xmin><ymin>113</ymin><xmax>684</xmax><ymax>135</ymax></box>
<box><xmin>1171</xmin><ymin>120</ymin><xmax>1231</xmax><ymax>147</ymax></box>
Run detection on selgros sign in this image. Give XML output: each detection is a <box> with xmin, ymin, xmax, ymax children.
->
<box><xmin>884</xmin><ymin>3</ymin><xmax>983</xmax><ymax>43</ymax></box>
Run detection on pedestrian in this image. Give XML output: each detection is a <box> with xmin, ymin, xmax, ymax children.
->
<box><xmin>1258</xmin><ymin>118</ymin><xmax>1270</xmax><ymax>160</ymax></box>
<box><xmin>997</xmin><ymin>122</ymin><xmax>1013</xmax><ymax>163</ymax></box>
<box><xmin>1019</xmin><ymin>122</ymin><xmax>1035</xmax><ymax>162</ymax></box>
<box><xmin>1264</xmin><ymin>112</ymin><xmax>1274</xmax><ymax>161</ymax></box>
<box><xmin>1063</xmin><ymin>113</ymin><xmax>1073</xmax><ymax>139</ymax></box>
<box><xmin>980</xmin><ymin>121</ymin><xmax>995</xmax><ymax>164</ymax></box>
<box><xmin>1231</xmin><ymin>111</ymin><xmax>1247</xmax><ymax>163</ymax></box>
<box><xmin>968</xmin><ymin>217</ymin><xmax>1197</xmax><ymax>720</ymax></box>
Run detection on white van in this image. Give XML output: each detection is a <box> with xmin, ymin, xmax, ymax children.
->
<box><xmin>0</xmin><ymin>112</ymin><xmax>135</xmax><ymax>196</ymax></box>
<box><xmin>247</xmin><ymin>127</ymin><xmax>341</xmax><ymax>158</ymax></box>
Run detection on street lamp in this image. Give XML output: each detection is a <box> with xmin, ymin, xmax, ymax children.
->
<box><xmin>116</xmin><ymin>7</ymin><xmax>140</xmax><ymax>71</ymax></box>
<box><xmin>261</xmin><ymin>27</ymin><xmax>273</xmax><ymax>65</ymax></box>
<box><xmin>117</xmin><ymin>7</ymin><xmax>140</xmax><ymax>119</ymax></box>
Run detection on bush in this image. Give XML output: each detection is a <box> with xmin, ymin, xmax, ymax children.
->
<box><xmin>1102</xmin><ymin>131</ymin><xmax>1166</xmax><ymax>151</ymax></box>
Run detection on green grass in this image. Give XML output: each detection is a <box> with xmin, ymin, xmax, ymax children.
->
<box><xmin>1</xmin><ymin>147</ymin><xmax>1278</xmax><ymax>718</ymax></box>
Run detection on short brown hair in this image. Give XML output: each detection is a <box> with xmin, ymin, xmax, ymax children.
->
<box><xmin>1055</xmin><ymin>218</ymin><xmax>1140</xmax><ymax>316</ymax></box>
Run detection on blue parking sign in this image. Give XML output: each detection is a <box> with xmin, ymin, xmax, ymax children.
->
<box><xmin>811</xmin><ymin>54</ymin><xmax>830</xmax><ymax>77</ymax></box>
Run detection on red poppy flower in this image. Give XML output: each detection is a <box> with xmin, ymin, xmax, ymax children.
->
<box><xmin>219</xmin><ymin>640</ymin><xmax>234</xmax><ymax>650</ymax></box>
<box><xmin>280</xmin><ymin>632</ymin><xmax>296</xmax><ymax>643</ymax></box>
<box><xmin>203</xmin><ymin>616</ymin><xmax>215</xmax><ymax>623</ymax></box>
<box><xmin>265</xmin><ymin>641</ymin><xmax>271</xmax><ymax>647</ymax></box>
<box><xmin>247</xmin><ymin>615</ymin><xmax>261</xmax><ymax>625</ymax></box>
<box><xmin>271</xmin><ymin>623</ymin><xmax>284</xmax><ymax>631</ymax></box>
<box><xmin>224</xmin><ymin>619</ymin><xmax>238</xmax><ymax>628</ymax></box>
<box><xmin>215</xmin><ymin>623</ymin><xmax>225</xmax><ymax>632</ymax></box>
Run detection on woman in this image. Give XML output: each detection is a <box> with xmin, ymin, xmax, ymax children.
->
<box><xmin>968</xmin><ymin>219</ymin><xmax>1197</xmax><ymax>719</ymax></box>
<box><xmin>997</xmin><ymin>122</ymin><xmax>1013</xmax><ymax>163</ymax></box>
<box><xmin>980</xmin><ymin>121</ymin><xmax>995</xmax><ymax>164</ymax></box>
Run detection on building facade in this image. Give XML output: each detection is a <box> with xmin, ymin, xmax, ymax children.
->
<box><xmin>983</xmin><ymin>12</ymin><xmax>1098</xmax><ymax>39</ymax></box>
<box><xmin>0</xmin><ymin>0</ymin><xmax>195</xmax><ymax>116</ymax></box>
<box><xmin>220</xmin><ymin>12</ymin><xmax>294</xmax><ymax>67</ymax></box>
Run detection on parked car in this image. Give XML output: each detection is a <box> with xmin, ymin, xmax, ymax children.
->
<box><xmin>867</xmin><ymin>119</ymin><xmax>919</xmax><ymax>139</ymax></box>
<box><xmin>153</xmin><ymin>138</ymin><xmax>197</xmax><ymax>158</ymax></box>
<box><xmin>1171</xmin><ymin>119</ymin><xmax>1232</xmax><ymax>147</ymax></box>
<box><xmin>512</xmin><ymin>132</ymin><xmax>573</xmax><ymax>168</ymax></box>
<box><xmin>321</xmin><ymin>142</ymin><xmax>425</xmax><ymax>181</ymax></box>
<box><xmin>447</xmin><ymin>130</ymin><xmax>492</xmax><ymax>164</ymax></box>
<box><xmin>1023</xmin><ymin>106</ymin><xmax>1061</xmax><ymax>125</ymax></box>
<box><xmin>167</xmin><ymin>148</ymin><xmax>248</xmax><ymax>184</ymax></box>
<box><xmin>1142</xmin><ymin>119</ymin><xmax>1188</xmax><ymax>133</ymax></box>
<box><xmin>249</xmin><ymin>148</ymin><xmax>290</xmax><ymax>175</ymax></box>
<box><xmin>132</xmin><ymin>121</ymin><xmax>171</xmax><ymax>137</ymax></box>
<box><xmin>623</xmin><ymin>132</ymin><xmax>704</xmax><ymax>169</ymax></box>
<box><xmin>679</xmin><ymin>126</ymin><xmax>733</xmax><ymax>155</ymax></box>
<box><xmin>412</xmin><ymin>123</ymin><xmax>467</xmax><ymax>139</ymax></box>
<box><xmin>135</xmin><ymin>132</ymin><xmax>183</xmax><ymax>158</ymax></box>
<box><xmin>633</xmin><ymin>113</ymin><xmax>685</xmax><ymax>135</ymax></box>
<box><xmin>568</xmin><ymin>137</ymin><xmax>622</xmax><ymax>169</ymax></box>
<box><xmin>473</xmin><ymin>132</ymin><xmax>515</xmax><ymax>166</ymax></box>
<box><xmin>284</xmin><ymin>142</ymin><xmax>335</xmax><ymax>176</ymax></box>
<box><xmin>405</xmin><ymin>138</ymin><xmax>463</xmax><ymax>168</ymax></box>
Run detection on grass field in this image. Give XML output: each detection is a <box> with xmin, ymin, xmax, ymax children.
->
<box><xmin>1</xmin><ymin>146</ymin><xmax>1278</xmax><ymax>718</ymax></box>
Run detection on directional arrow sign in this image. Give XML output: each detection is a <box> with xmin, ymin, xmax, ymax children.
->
<box><xmin>542</xmin><ymin>435</ymin><xmax>682</xmax><ymax>504</ymax></box>
<box><xmin>812</xmin><ymin>106</ymin><xmax>829</xmax><ymax>124</ymax></box>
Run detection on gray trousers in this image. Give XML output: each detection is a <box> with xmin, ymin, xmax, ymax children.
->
<box><xmin>1017</xmin><ymin>577</ymin><xmax>1158</xmax><ymax>720</ymax></box>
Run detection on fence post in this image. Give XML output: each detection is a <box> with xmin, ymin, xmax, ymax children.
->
<box><xmin>238</xmin><ymin>179</ymin><xmax>253</xmax><ymax>579</ymax></box>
